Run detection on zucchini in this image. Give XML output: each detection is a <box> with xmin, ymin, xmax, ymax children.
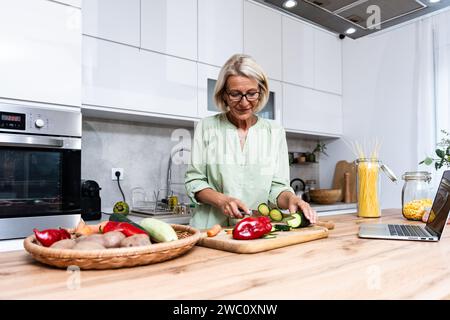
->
<box><xmin>257</xmin><ymin>203</ymin><xmax>270</xmax><ymax>216</ymax></box>
<box><xmin>274</xmin><ymin>224</ymin><xmax>291</xmax><ymax>232</ymax></box>
<box><xmin>286</xmin><ymin>211</ymin><xmax>311</xmax><ymax>228</ymax></box>
<box><xmin>139</xmin><ymin>218</ymin><xmax>178</xmax><ymax>242</ymax></box>
<box><xmin>109</xmin><ymin>213</ymin><xmax>149</xmax><ymax>235</ymax></box>
<box><xmin>269</xmin><ymin>208</ymin><xmax>283</xmax><ymax>222</ymax></box>
<box><xmin>286</xmin><ymin>213</ymin><xmax>301</xmax><ymax>228</ymax></box>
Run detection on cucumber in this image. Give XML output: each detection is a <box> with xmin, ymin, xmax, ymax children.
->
<box><xmin>257</xmin><ymin>203</ymin><xmax>270</xmax><ymax>216</ymax></box>
<box><xmin>109</xmin><ymin>213</ymin><xmax>149</xmax><ymax>235</ymax></box>
<box><xmin>286</xmin><ymin>213</ymin><xmax>301</xmax><ymax>228</ymax></box>
<box><xmin>269</xmin><ymin>208</ymin><xmax>283</xmax><ymax>222</ymax></box>
<box><xmin>139</xmin><ymin>218</ymin><xmax>178</xmax><ymax>242</ymax></box>
<box><xmin>286</xmin><ymin>211</ymin><xmax>311</xmax><ymax>228</ymax></box>
<box><xmin>274</xmin><ymin>224</ymin><xmax>291</xmax><ymax>232</ymax></box>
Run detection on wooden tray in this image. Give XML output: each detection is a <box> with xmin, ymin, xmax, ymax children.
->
<box><xmin>23</xmin><ymin>224</ymin><xmax>201</xmax><ymax>270</ymax></box>
<box><xmin>197</xmin><ymin>225</ymin><xmax>329</xmax><ymax>254</ymax></box>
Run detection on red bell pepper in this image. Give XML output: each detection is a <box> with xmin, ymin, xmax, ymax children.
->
<box><xmin>33</xmin><ymin>228</ymin><xmax>71</xmax><ymax>247</ymax></box>
<box><xmin>232</xmin><ymin>216</ymin><xmax>272</xmax><ymax>240</ymax></box>
<box><xmin>102</xmin><ymin>221</ymin><xmax>148</xmax><ymax>237</ymax></box>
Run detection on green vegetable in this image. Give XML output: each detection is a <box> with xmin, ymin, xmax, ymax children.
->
<box><xmin>274</xmin><ymin>224</ymin><xmax>291</xmax><ymax>232</ymax></box>
<box><xmin>269</xmin><ymin>208</ymin><xmax>283</xmax><ymax>222</ymax></box>
<box><xmin>139</xmin><ymin>218</ymin><xmax>178</xmax><ymax>242</ymax></box>
<box><xmin>257</xmin><ymin>203</ymin><xmax>270</xmax><ymax>216</ymax></box>
<box><xmin>262</xmin><ymin>234</ymin><xmax>277</xmax><ymax>239</ymax></box>
<box><xmin>113</xmin><ymin>201</ymin><xmax>130</xmax><ymax>215</ymax></box>
<box><xmin>285</xmin><ymin>212</ymin><xmax>311</xmax><ymax>228</ymax></box>
<box><xmin>109</xmin><ymin>213</ymin><xmax>149</xmax><ymax>235</ymax></box>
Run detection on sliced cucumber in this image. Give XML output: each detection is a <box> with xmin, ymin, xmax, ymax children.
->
<box><xmin>286</xmin><ymin>213</ymin><xmax>301</xmax><ymax>228</ymax></box>
<box><xmin>258</xmin><ymin>203</ymin><xmax>270</xmax><ymax>216</ymax></box>
<box><xmin>262</xmin><ymin>234</ymin><xmax>277</xmax><ymax>239</ymax></box>
<box><xmin>269</xmin><ymin>208</ymin><xmax>283</xmax><ymax>222</ymax></box>
<box><xmin>286</xmin><ymin>211</ymin><xmax>311</xmax><ymax>228</ymax></box>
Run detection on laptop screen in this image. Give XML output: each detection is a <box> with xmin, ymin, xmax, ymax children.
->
<box><xmin>426</xmin><ymin>170</ymin><xmax>450</xmax><ymax>239</ymax></box>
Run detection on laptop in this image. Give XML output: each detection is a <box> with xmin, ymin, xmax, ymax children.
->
<box><xmin>358</xmin><ymin>170</ymin><xmax>450</xmax><ymax>242</ymax></box>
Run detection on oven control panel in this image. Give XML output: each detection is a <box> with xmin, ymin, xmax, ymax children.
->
<box><xmin>0</xmin><ymin>112</ymin><xmax>26</xmax><ymax>130</ymax></box>
<box><xmin>0</xmin><ymin>103</ymin><xmax>81</xmax><ymax>137</ymax></box>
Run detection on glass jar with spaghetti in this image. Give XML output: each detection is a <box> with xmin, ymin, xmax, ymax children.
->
<box><xmin>401</xmin><ymin>172</ymin><xmax>433</xmax><ymax>221</ymax></box>
<box><xmin>355</xmin><ymin>158</ymin><xmax>397</xmax><ymax>218</ymax></box>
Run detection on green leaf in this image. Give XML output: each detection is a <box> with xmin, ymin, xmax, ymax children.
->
<box><xmin>436</xmin><ymin>149</ymin><xmax>445</xmax><ymax>158</ymax></box>
<box><xmin>435</xmin><ymin>162</ymin><xmax>441</xmax><ymax>170</ymax></box>
<box><xmin>446</xmin><ymin>147</ymin><xmax>450</xmax><ymax>156</ymax></box>
<box><xmin>422</xmin><ymin>157</ymin><xmax>433</xmax><ymax>166</ymax></box>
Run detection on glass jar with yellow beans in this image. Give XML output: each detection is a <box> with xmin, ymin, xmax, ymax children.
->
<box><xmin>401</xmin><ymin>172</ymin><xmax>432</xmax><ymax>221</ymax></box>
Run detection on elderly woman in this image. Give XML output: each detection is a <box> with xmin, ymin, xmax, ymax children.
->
<box><xmin>185</xmin><ymin>54</ymin><xmax>317</xmax><ymax>229</ymax></box>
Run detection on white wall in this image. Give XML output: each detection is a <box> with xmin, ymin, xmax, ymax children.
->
<box><xmin>320</xmin><ymin>23</ymin><xmax>419</xmax><ymax>209</ymax></box>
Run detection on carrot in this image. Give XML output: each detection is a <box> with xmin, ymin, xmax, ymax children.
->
<box><xmin>207</xmin><ymin>224</ymin><xmax>222</xmax><ymax>237</ymax></box>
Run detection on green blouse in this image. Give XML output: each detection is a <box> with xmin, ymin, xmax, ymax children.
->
<box><xmin>184</xmin><ymin>113</ymin><xmax>294</xmax><ymax>229</ymax></box>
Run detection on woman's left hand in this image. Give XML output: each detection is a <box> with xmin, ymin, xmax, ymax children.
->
<box><xmin>287</xmin><ymin>194</ymin><xmax>318</xmax><ymax>224</ymax></box>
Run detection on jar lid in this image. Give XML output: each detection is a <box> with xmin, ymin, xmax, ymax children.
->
<box><xmin>401</xmin><ymin>171</ymin><xmax>431</xmax><ymax>181</ymax></box>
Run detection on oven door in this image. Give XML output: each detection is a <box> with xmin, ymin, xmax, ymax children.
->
<box><xmin>0</xmin><ymin>133</ymin><xmax>81</xmax><ymax>219</ymax></box>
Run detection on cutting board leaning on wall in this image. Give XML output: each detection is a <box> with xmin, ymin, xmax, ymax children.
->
<box><xmin>332</xmin><ymin>160</ymin><xmax>357</xmax><ymax>203</ymax></box>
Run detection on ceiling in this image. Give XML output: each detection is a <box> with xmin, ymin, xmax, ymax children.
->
<box><xmin>254</xmin><ymin>0</ymin><xmax>450</xmax><ymax>39</ymax></box>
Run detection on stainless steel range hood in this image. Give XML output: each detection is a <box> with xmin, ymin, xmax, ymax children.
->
<box><xmin>255</xmin><ymin>0</ymin><xmax>450</xmax><ymax>39</ymax></box>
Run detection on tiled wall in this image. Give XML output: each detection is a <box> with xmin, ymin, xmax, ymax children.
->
<box><xmin>82</xmin><ymin>117</ymin><xmax>321</xmax><ymax>211</ymax></box>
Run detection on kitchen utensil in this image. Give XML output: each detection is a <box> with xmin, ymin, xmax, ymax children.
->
<box><xmin>198</xmin><ymin>225</ymin><xmax>329</xmax><ymax>254</ymax></box>
<box><xmin>81</xmin><ymin>180</ymin><xmax>102</xmax><ymax>221</ymax></box>
<box><xmin>290</xmin><ymin>178</ymin><xmax>306</xmax><ymax>198</ymax></box>
<box><xmin>309</xmin><ymin>189</ymin><xmax>342</xmax><ymax>204</ymax></box>
<box><xmin>332</xmin><ymin>160</ymin><xmax>357</xmax><ymax>203</ymax></box>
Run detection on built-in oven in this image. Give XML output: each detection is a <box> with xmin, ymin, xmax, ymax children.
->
<box><xmin>0</xmin><ymin>102</ymin><xmax>81</xmax><ymax>240</ymax></box>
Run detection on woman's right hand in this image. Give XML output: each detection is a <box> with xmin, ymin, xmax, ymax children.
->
<box><xmin>218</xmin><ymin>195</ymin><xmax>249</xmax><ymax>219</ymax></box>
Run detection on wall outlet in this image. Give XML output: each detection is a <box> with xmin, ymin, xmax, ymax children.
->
<box><xmin>111</xmin><ymin>168</ymin><xmax>124</xmax><ymax>181</ymax></box>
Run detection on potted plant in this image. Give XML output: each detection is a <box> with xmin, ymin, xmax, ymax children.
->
<box><xmin>420</xmin><ymin>130</ymin><xmax>450</xmax><ymax>170</ymax></box>
<box><xmin>309</xmin><ymin>141</ymin><xmax>328</xmax><ymax>163</ymax></box>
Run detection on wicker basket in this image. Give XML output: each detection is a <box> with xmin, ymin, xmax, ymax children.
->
<box><xmin>23</xmin><ymin>224</ymin><xmax>201</xmax><ymax>270</ymax></box>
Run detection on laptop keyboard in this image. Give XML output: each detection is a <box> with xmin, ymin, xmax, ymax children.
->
<box><xmin>388</xmin><ymin>224</ymin><xmax>429</xmax><ymax>237</ymax></box>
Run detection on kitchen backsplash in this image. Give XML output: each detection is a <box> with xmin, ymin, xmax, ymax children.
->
<box><xmin>82</xmin><ymin>117</ymin><xmax>320</xmax><ymax>211</ymax></box>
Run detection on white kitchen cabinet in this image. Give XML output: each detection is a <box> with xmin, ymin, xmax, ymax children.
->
<box><xmin>55</xmin><ymin>0</ymin><xmax>81</xmax><ymax>8</ymax></box>
<box><xmin>283</xmin><ymin>83</ymin><xmax>342</xmax><ymax>135</ymax></box>
<box><xmin>198</xmin><ymin>0</ymin><xmax>243</xmax><ymax>67</ymax></box>
<box><xmin>282</xmin><ymin>16</ymin><xmax>315</xmax><ymax>88</ymax></box>
<box><xmin>314</xmin><ymin>29</ymin><xmax>342</xmax><ymax>95</ymax></box>
<box><xmin>82</xmin><ymin>37</ymin><xmax>197</xmax><ymax>118</ymax></box>
<box><xmin>82</xmin><ymin>0</ymin><xmax>140</xmax><ymax>47</ymax></box>
<box><xmin>141</xmin><ymin>0</ymin><xmax>197</xmax><ymax>60</ymax></box>
<box><xmin>244</xmin><ymin>1</ymin><xmax>282</xmax><ymax>81</ymax></box>
<box><xmin>0</xmin><ymin>0</ymin><xmax>81</xmax><ymax>107</ymax></box>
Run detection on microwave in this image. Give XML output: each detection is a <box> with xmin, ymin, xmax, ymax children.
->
<box><xmin>0</xmin><ymin>103</ymin><xmax>82</xmax><ymax>240</ymax></box>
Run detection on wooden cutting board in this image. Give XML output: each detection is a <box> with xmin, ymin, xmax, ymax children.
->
<box><xmin>197</xmin><ymin>225</ymin><xmax>329</xmax><ymax>254</ymax></box>
<box><xmin>332</xmin><ymin>160</ymin><xmax>357</xmax><ymax>203</ymax></box>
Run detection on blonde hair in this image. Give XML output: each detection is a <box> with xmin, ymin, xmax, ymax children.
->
<box><xmin>214</xmin><ymin>54</ymin><xmax>269</xmax><ymax>113</ymax></box>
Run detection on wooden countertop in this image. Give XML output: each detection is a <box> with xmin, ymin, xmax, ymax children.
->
<box><xmin>1</xmin><ymin>209</ymin><xmax>450</xmax><ymax>300</ymax></box>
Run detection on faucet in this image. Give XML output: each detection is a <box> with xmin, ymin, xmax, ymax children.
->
<box><xmin>166</xmin><ymin>147</ymin><xmax>191</xmax><ymax>200</ymax></box>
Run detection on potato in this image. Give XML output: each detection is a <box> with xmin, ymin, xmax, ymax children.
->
<box><xmin>50</xmin><ymin>239</ymin><xmax>76</xmax><ymax>249</ymax></box>
<box><xmin>77</xmin><ymin>234</ymin><xmax>105</xmax><ymax>246</ymax></box>
<box><xmin>73</xmin><ymin>241</ymin><xmax>105</xmax><ymax>251</ymax></box>
<box><xmin>103</xmin><ymin>231</ymin><xmax>126</xmax><ymax>248</ymax></box>
<box><xmin>120</xmin><ymin>234</ymin><xmax>151</xmax><ymax>248</ymax></box>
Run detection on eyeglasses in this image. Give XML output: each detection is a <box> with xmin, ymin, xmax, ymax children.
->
<box><xmin>226</xmin><ymin>90</ymin><xmax>260</xmax><ymax>102</ymax></box>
